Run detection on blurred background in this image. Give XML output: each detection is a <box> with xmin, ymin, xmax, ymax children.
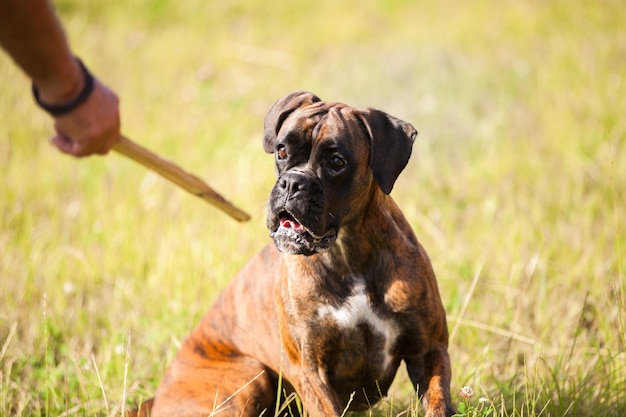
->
<box><xmin>1</xmin><ymin>0</ymin><xmax>624</xmax><ymax>415</ymax></box>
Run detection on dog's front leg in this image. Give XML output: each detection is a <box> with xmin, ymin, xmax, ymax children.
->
<box><xmin>406</xmin><ymin>344</ymin><xmax>455</xmax><ymax>417</ymax></box>
<box><xmin>290</xmin><ymin>365</ymin><xmax>344</xmax><ymax>417</ymax></box>
<box><xmin>285</xmin><ymin>334</ymin><xmax>344</xmax><ymax>416</ymax></box>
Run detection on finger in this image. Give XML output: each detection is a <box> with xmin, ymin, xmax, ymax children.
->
<box><xmin>93</xmin><ymin>128</ymin><xmax>121</xmax><ymax>155</ymax></box>
<box><xmin>51</xmin><ymin>132</ymin><xmax>91</xmax><ymax>157</ymax></box>
<box><xmin>50</xmin><ymin>133</ymin><xmax>75</xmax><ymax>155</ymax></box>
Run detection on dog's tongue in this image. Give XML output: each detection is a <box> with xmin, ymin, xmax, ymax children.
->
<box><xmin>280</xmin><ymin>217</ymin><xmax>305</xmax><ymax>232</ymax></box>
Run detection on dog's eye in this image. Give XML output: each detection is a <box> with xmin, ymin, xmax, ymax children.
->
<box><xmin>329</xmin><ymin>156</ymin><xmax>346</xmax><ymax>170</ymax></box>
<box><xmin>276</xmin><ymin>145</ymin><xmax>288</xmax><ymax>161</ymax></box>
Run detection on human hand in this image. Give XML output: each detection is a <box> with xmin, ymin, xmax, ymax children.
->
<box><xmin>49</xmin><ymin>78</ymin><xmax>121</xmax><ymax>157</ymax></box>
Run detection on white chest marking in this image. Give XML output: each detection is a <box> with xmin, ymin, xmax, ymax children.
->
<box><xmin>317</xmin><ymin>283</ymin><xmax>399</xmax><ymax>368</ymax></box>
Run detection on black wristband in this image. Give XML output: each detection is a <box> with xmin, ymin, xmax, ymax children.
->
<box><xmin>32</xmin><ymin>58</ymin><xmax>95</xmax><ymax>116</ymax></box>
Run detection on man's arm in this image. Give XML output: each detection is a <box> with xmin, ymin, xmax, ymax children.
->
<box><xmin>0</xmin><ymin>0</ymin><xmax>121</xmax><ymax>156</ymax></box>
<box><xmin>0</xmin><ymin>0</ymin><xmax>84</xmax><ymax>103</ymax></box>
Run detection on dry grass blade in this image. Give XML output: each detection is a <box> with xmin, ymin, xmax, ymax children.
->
<box><xmin>0</xmin><ymin>322</ymin><xmax>17</xmax><ymax>363</ymax></box>
<box><xmin>91</xmin><ymin>355</ymin><xmax>109</xmax><ymax>414</ymax></box>
<box><xmin>208</xmin><ymin>370</ymin><xmax>267</xmax><ymax>416</ymax></box>
<box><xmin>113</xmin><ymin>136</ymin><xmax>251</xmax><ymax>222</ymax></box>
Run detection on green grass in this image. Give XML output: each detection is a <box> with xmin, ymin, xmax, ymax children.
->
<box><xmin>1</xmin><ymin>0</ymin><xmax>624</xmax><ymax>416</ymax></box>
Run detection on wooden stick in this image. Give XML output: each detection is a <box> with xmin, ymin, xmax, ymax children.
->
<box><xmin>113</xmin><ymin>136</ymin><xmax>251</xmax><ymax>222</ymax></box>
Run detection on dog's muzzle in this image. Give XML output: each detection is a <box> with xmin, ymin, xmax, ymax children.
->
<box><xmin>268</xmin><ymin>170</ymin><xmax>337</xmax><ymax>255</ymax></box>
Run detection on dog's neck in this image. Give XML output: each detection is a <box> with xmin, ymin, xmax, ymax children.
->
<box><xmin>319</xmin><ymin>189</ymin><xmax>405</xmax><ymax>277</ymax></box>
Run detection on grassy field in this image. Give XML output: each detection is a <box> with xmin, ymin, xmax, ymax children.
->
<box><xmin>1</xmin><ymin>0</ymin><xmax>624</xmax><ymax>416</ymax></box>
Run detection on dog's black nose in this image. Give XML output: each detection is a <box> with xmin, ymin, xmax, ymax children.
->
<box><xmin>278</xmin><ymin>171</ymin><xmax>319</xmax><ymax>198</ymax></box>
<box><xmin>279</xmin><ymin>176</ymin><xmax>299</xmax><ymax>194</ymax></box>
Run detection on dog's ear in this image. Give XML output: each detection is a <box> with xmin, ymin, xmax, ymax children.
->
<box><xmin>356</xmin><ymin>109</ymin><xmax>417</xmax><ymax>194</ymax></box>
<box><xmin>263</xmin><ymin>91</ymin><xmax>322</xmax><ymax>153</ymax></box>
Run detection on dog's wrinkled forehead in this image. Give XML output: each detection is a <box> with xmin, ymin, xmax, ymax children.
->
<box><xmin>277</xmin><ymin>102</ymin><xmax>363</xmax><ymax>145</ymax></box>
<box><xmin>264</xmin><ymin>91</ymin><xmax>417</xmax><ymax>194</ymax></box>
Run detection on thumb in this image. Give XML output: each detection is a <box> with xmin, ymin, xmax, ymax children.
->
<box><xmin>50</xmin><ymin>132</ymin><xmax>75</xmax><ymax>155</ymax></box>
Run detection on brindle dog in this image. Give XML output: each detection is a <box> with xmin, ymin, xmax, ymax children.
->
<box><xmin>136</xmin><ymin>91</ymin><xmax>454</xmax><ymax>417</ymax></box>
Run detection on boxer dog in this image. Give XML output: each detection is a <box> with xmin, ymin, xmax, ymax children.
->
<box><xmin>139</xmin><ymin>91</ymin><xmax>454</xmax><ymax>417</ymax></box>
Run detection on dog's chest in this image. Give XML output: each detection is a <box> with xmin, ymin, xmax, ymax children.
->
<box><xmin>315</xmin><ymin>281</ymin><xmax>399</xmax><ymax>371</ymax></box>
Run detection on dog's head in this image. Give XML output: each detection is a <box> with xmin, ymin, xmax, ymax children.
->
<box><xmin>263</xmin><ymin>91</ymin><xmax>417</xmax><ymax>255</ymax></box>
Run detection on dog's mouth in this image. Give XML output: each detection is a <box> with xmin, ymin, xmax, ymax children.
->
<box><xmin>270</xmin><ymin>211</ymin><xmax>337</xmax><ymax>255</ymax></box>
<box><xmin>278</xmin><ymin>212</ymin><xmax>306</xmax><ymax>233</ymax></box>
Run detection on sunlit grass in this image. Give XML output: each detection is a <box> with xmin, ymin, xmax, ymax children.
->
<box><xmin>1</xmin><ymin>0</ymin><xmax>624</xmax><ymax>416</ymax></box>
